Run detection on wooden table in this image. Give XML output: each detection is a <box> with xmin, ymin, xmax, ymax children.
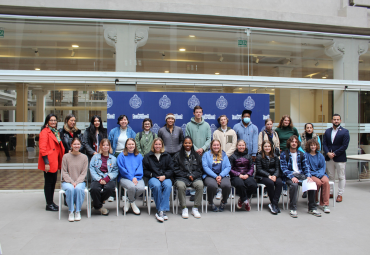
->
<box><xmin>347</xmin><ymin>154</ymin><xmax>370</xmax><ymax>181</ymax></box>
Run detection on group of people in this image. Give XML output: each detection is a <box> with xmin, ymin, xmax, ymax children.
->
<box><xmin>38</xmin><ymin>106</ymin><xmax>350</xmax><ymax>222</ymax></box>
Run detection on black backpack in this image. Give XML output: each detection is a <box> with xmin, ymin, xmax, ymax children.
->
<box><xmin>139</xmin><ymin>131</ymin><xmax>155</xmax><ymax>141</ymax></box>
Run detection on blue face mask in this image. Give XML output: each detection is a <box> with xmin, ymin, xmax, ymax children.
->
<box><xmin>243</xmin><ymin>117</ymin><xmax>251</xmax><ymax>124</ymax></box>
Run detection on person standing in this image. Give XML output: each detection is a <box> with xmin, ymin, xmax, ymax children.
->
<box><xmin>38</xmin><ymin>114</ymin><xmax>65</xmax><ymax>211</ymax></box>
<box><xmin>213</xmin><ymin>115</ymin><xmax>237</xmax><ymax>157</ymax></box>
<box><xmin>59</xmin><ymin>114</ymin><xmax>84</xmax><ymax>154</ymax></box>
<box><xmin>186</xmin><ymin>106</ymin><xmax>211</xmax><ymax>201</ymax></box>
<box><xmin>275</xmin><ymin>115</ymin><xmax>299</xmax><ymax>152</ymax></box>
<box><xmin>158</xmin><ymin>113</ymin><xmax>184</xmax><ymax>157</ymax></box>
<box><xmin>233</xmin><ymin>110</ymin><xmax>258</xmax><ymax>161</ymax></box>
<box><xmin>258</xmin><ymin>118</ymin><xmax>280</xmax><ymax>154</ymax></box>
<box><xmin>322</xmin><ymin>114</ymin><xmax>350</xmax><ymax>203</ymax></box>
<box><xmin>135</xmin><ymin>118</ymin><xmax>157</xmax><ymax>157</ymax></box>
<box><xmin>109</xmin><ymin>115</ymin><xmax>136</xmax><ymax>157</ymax></box>
<box><xmin>82</xmin><ymin>115</ymin><xmax>107</xmax><ymax>161</ymax></box>
<box><xmin>61</xmin><ymin>137</ymin><xmax>88</xmax><ymax>222</ymax></box>
<box><xmin>298</xmin><ymin>123</ymin><xmax>321</xmax><ymax>153</ymax></box>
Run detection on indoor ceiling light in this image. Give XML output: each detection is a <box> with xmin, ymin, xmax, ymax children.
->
<box><xmin>322</xmin><ymin>76</ymin><xmax>327</xmax><ymax>79</ymax></box>
<box><xmin>179</xmin><ymin>48</ymin><xmax>186</xmax><ymax>52</ymax></box>
<box><xmin>164</xmin><ymin>71</ymin><xmax>169</xmax><ymax>73</ymax></box>
<box><xmin>35</xmin><ymin>68</ymin><xmax>40</xmax><ymax>71</ymax></box>
<box><xmin>189</xmin><ymin>35</ymin><xmax>195</xmax><ymax>38</ymax></box>
<box><xmin>215</xmin><ymin>73</ymin><xmax>220</xmax><ymax>75</ymax></box>
<box><xmin>72</xmin><ymin>45</ymin><xmax>79</xmax><ymax>48</ymax></box>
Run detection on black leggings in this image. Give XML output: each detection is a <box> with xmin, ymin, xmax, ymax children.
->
<box><xmin>231</xmin><ymin>177</ymin><xmax>257</xmax><ymax>202</ymax></box>
<box><xmin>44</xmin><ymin>171</ymin><xmax>58</xmax><ymax>205</ymax></box>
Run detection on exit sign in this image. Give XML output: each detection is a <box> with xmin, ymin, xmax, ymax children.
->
<box><xmin>238</xmin><ymin>39</ymin><xmax>247</xmax><ymax>47</ymax></box>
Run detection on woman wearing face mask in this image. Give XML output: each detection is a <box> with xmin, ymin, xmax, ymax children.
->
<box><xmin>258</xmin><ymin>118</ymin><xmax>280</xmax><ymax>155</ymax></box>
<box><xmin>143</xmin><ymin>138</ymin><xmax>174</xmax><ymax>222</ymax></box>
<box><xmin>229</xmin><ymin>140</ymin><xmax>257</xmax><ymax>212</ymax></box>
<box><xmin>173</xmin><ymin>136</ymin><xmax>203</xmax><ymax>219</ymax></box>
<box><xmin>135</xmin><ymin>118</ymin><xmax>157</xmax><ymax>157</ymax></box>
<box><xmin>59</xmin><ymin>114</ymin><xmax>84</xmax><ymax>154</ymax></box>
<box><xmin>38</xmin><ymin>114</ymin><xmax>65</xmax><ymax>211</ymax></box>
<box><xmin>61</xmin><ymin>137</ymin><xmax>88</xmax><ymax>222</ymax></box>
<box><xmin>109</xmin><ymin>115</ymin><xmax>136</xmax><ymax>157</ymax></box>
<box><xmin>157</xmin><ymin>113</ymin><xmax>184</xmax><ymax>157</ymax></box>
<box><xmin>82</xmin><ymin>115</ymin><xmax>107</xmax><ymax>161</ymax></box>
<box><xmin>299</xmin><ymin>123</ymin><xmax>321</xmax><ymax>153</ymax></box>
<box><xmin>117</xmin><ymin>138</ymin><xmax>145</xmax><ymax>215</ymax></box>
<box><xmin>202</xmin><ymin>139</ymin><xmax>231</xmax><ymax>212</ymax></box>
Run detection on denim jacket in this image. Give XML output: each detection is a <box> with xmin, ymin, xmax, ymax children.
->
<box><xmin>89</xmin><ymin>153</ymin><xmax>118</xmax><ymax>181</ymax></box>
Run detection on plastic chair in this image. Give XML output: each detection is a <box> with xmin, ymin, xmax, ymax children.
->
<box><xmin>174</xmin><ymin>186</ymin><xmax>205</xmax><ymax>214</ymax></box>
<box><xmin>118</xmin><ymin>182</ymin><xmax>149</xmax><ymax>216</ymax></box>
<box><xmin>257</xmin><ymin>183</ymin><xmax>266</xmax><ymax>211</ymax></box>
<box><xmin>58</xmin><ymin>171</ymin><xmax>89</xmax><ymax>220</ymax></box>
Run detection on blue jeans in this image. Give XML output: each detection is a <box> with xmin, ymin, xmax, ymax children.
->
<box><xmin>148</xmin><ymin>178</ymin><xmax>172</xmax><ymax>212</ymax></box>
<box><xmin>62</xmin><ymin>182</ymin><xmax>86</xmax><ymax>212</ymax></box>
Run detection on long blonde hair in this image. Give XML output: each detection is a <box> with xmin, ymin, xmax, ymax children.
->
<box><xmin>98</xmin><ymin>138</ymin><xmax>113</xmax><ymax>154</ymax></box>
<box><xmin>210</xmin><ymin>139</ymin><xmax>222</xmax><ymax>161</ymax></box>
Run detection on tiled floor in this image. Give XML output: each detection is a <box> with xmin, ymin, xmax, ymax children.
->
<box><xmin>0</xmin><ymin>180</ymin><xmax>370</xmax><ymax>255</ymax></box>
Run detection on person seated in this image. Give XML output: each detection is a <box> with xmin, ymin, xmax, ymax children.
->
<box><xmin>255</xmin><ymin>141</ymin><xmax>282</xmax><ymax>215</ymax></box>
<box><xmin>202</xmin><ymin>139</ymin><xmax>231</xmax><ymax>212</ymax></box>
<box><xmin>117</xmin><ymin>138</ymin><xmax>145</xmax><ymax>215</ymax></box>
<box><xmin>229</xmin><ymin>140</ymin><xmax>257</xmax><ymax>212</ymax></box>
<box><xmin>305</xmin><ymin>139</ymin><xmax>330</xmax><ymax>214</ymax></box>
<box><xmin>61</xmin><ymin>137</ymin><xmax>88</xmax><ymax>222</ymax></box>
<box><xmin>89</xmin><ymin>138</ymin><xmax>118</xmax><ymax>216</ymax></box>
<box><xmin>143</xmin><ymin>138</ymin><xmax>174</xmax><ymax>222</ymax></box>
<box><xmin>280</xmin><ymin>135</ymin><xmax>321</xmax><ymax>218</ymax></box>
<box><xmin>173</xmin><ymin>136</ymin><xmax>203</xmax><ymax>219</ymax></box>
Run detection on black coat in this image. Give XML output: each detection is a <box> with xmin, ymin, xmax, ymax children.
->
<box><xmin>59</xmin><ymin>127</ymin><xmax>84</xmax><ymax>154</ymax></box>
<box><xmin>173</xmin><ymin>151</ymin><xmax>203</xmax><ymax>185</ymax></box>
<box><xmin>143</xmin><ymin>151</ymin><xmax>174</xmax><ymax>180</ymax></box>
<box><xmin>82</xmin><ymin>128</ymin><xmax>108</xmax><ymax>159</ymax></box>
<box><xmin>255</xmin><ymin>154</ymin><xmax>280</xmax><ymax>180</ymax></box>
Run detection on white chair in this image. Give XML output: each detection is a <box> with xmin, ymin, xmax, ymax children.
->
<box><xmin>118</xmin><ymin>183</ymin><xmax>150</xmax><ymax>216</ymax></box>
<box><xmin>88</xmin><ymin>183</ymin><xmax>119</xmax><ymax>217</ymax></box>
<box><xmin>58</xmin><ymin>172</ymin><xmax>89</xmax><ymax>220</ymax></box>
<box><xmin>147</xmin><ymin>186</ymin><xmax>174</xmax><ymax>215</ymax></box>
<box><xmin>257</xmin><ymin>183</ymin><xmax>266</xmax><ymax>211</ymax></box>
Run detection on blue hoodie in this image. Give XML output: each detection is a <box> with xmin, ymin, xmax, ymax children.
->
<box><xmin>202</xmin><ymin>150</ymin><xmax>231</xmax><ymax>179</ymax></box>
<box><xmin>233</xmin><ymin>121</ymin><xmax>259</xmax><ymax>156</ymax></box>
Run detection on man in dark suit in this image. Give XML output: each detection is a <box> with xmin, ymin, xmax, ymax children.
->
<box><xmin>323</xmin><ymin>114</ymin><xmax>350</xmax><ymax>202</ymax></box>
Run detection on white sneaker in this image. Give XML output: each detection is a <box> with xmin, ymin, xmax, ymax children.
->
<box><xmin>74</xmin><ymin>212</ymin><xmax>81</xmax><ymax>221</ymax></box>
<box><xmin>68</xmin><ymin>212</ymin><xmax>75</xmax><ymax>222</ymax></box>
<box><xmin>216</xmin><ymin>190</ymin><xmax>222</xmax><ymax>200</ymax></box>
<box><xmin>108</xmin><ymin>196</ymin><xmax>114</xmax><ymax>202</ymax></box>
<box><xmin>131</xmin><ymin>202</ymin><xmax>141</xmax><ymax>215</ymax></box>
<box><xmin>163</xmin><ymin>212</ymin><xmax>168</xmax><ymax>220</ymax></box>
<box><xmin>191</xmin><ymin>207</ymin><xmax>201</xmax><ymax>218</ymax></box>
<box><xmin>182</xmin><ymin>208</ymin><xmax>189</xmax><ymax>219</ymax></box>
<box><xmin>323</xmin><ymin>206</ymin><xmax>331</xmax><ymax>214</ymax></box>
<box><xmin>155</xmin><ymin>211</ymin><xmax>164</xmax><ymax>222</ymax></box>
<box><xmin>289</xmin><ymin>210</ymin><xmax>298</xmax><ymax>218</ymax></box>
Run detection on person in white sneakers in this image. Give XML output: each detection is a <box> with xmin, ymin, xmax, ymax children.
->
<box><xmin>117</xmin><ymin>138</ymin><xmax>145</xmax><ymax>215</ymax></box>
<box><xmin>173</xmin><ymin>136</ymin><xmax>204</xmax><ymax>219</ymax></box>
<box><xmin>61</xmin><ymin>137</ymin><xmax>88</xmax><ymax>222</ymax></box>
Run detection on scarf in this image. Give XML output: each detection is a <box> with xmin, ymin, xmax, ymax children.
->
<box><xmin>49</xmin><ymin>127</ymin><xmax>61</xmax><ymax>143</ymax></box>
<box><xmin>300</xmin><ymin>132</ymin><xmax>318</xmax><ymax>152</ymax></box>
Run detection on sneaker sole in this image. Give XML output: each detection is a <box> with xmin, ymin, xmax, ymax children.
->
<box><xmin>182</xmin><ymin>215</ymin><xmax>189</xmax><ymax>219</ymax></box>
<box><xmin>156</xmin><ymin>216</ymin><xmax>164</xmax><ymax>222</ymax></box>
<box><xmin>68</xmin><ymin>219</ymin><xmax>74</xmax><ymax>222</ymax></box>
<box><xmin>191</xmin><ymin>213</ymin><xmax>201</xmax><ymax>219</ymax></box>
<box><xmin>308</xmin><ymin>211</ymin><xmax>322</xmax><ymax>217</ymax></box>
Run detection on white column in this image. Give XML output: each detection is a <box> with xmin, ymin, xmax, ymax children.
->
<box><xmin>104</xmin><ymin>25</ymin><xmax>149</xmax><ymax>72</ymax></box>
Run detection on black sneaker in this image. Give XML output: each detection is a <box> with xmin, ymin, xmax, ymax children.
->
<box><xmin>268</xmin><ymin>204</ymin><xmax>277</xmax><ymax>214</ymax></box>
<box><xmin>210</xmin><ymin>203</ymin><xmax>218</xmax><ymax>212</ymax></box>
<box><xmin>273</xmin><ymin>204</ymin><xmax>281</xmax><ymax>213</ymax></box>
<box><xmin>190</xmin><ymin>195</ymin><xmax>195</xmax><ymax>202</ymax></box>
<box><xmin>46</xmin><ymin>204</ymin><xmax>58</xmax><ymax>211</ymax></box>
<box><xmin>302</xmin><ymin>192</ymin><xmax>307</xmax><ymax>198</ymax></box>
<box><xmin>219</xmin><ymin>202</ymin><xmax>226</xmax><ymax>212</ymax></box>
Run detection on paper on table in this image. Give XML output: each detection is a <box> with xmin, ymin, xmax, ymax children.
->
<box><xmin>302</xmin><ymin>179</ymin><xmax>317</xmax><ymax>193</ymax></box>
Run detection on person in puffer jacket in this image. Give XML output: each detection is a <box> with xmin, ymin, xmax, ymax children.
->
<box><xmin>255</xmin><ymin>141</ymin><xmax>282</xmax><ymax>215</ymax></box>
<box><xmin>229</xmin><ymin>140</ymin><xmax>257</xmax><ymax>212</ymax></box>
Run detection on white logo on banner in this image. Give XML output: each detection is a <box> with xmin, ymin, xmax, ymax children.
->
<box><xmin>151</xmin><ymin>123</ymin><xmax>160</xmax><ymax>134</ymax></box>
<box><xmin>232</xmin><ymin>114</ymin><xmax>242</xmax><ymax>120</ymax></box>
<box><xmin>188</xmin><ymin>95</ymin><xmax>200</xmax><ymax>109</ymax></box>
<box><xmin>210</xmin><ymin>124</ymin><xmax>217</xmax><ymax>137</ymax></box>
<box><xmin>216</xmin><ymin>96</ymin><xmax>228</xmax><ymax>110</ymax></box>
<box><xmin>107</xmin><ymin>113</ymin><xmax>115</xmax><ymax>119</ymax></box>
<box><xmin>244</xmin><ymin>96</ymin><xmax>255</xmax><ymax>110</ymax></box>
<box><xmin>107</xmin><ymin>94</ymin><xmax>113</xmax><ymax>108</ymax></box>
<box><xmin>203</xmin><ymin>114</ymin><xmax>216</xmax><ymax>120</ymax></box>
<box><xmin>132</xmin><ymin>113</ymin><xmax>149</xmax><ymax>119</ymax></box>
<box><xmin>159</xmin><ymin>95</ymin><xmax>171</xmax><ymax>109</ymax></box>
<box><xmin>129</xmin><ymin>94</ymin><xmax>142</xmax><ymax>109</ymax></box>
<box><xmin>263</xmin><ymin>114</ymin><xmax>270</xmax><ymax>120</ymax></box>
<box><xmin>181</xmin><ymin>124</ymin><xmax>187</xmax><ymax>137</ymax></box>
<box><xmin>174</xmin><ymin>114</ymin><xmax>183</xmax><ymax>120</ymax></box>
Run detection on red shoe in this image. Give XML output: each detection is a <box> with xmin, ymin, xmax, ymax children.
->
<box><xmin>244</xmin><ymin>200</ymin><xmax>251</xmax><ymax>211</ymax></box>
<box><xmin>237</xmin><ymin>198</ymin><xmax>243</xmax><ymax>209</ymax></box>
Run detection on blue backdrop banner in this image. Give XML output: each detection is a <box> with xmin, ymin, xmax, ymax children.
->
<box><xmin>107</xmin><ymin>92</ymin><xmax>270</xmax><ymax>137</ymax></box>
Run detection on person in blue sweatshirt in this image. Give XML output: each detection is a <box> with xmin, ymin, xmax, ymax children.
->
<box><xmin>117</xmin><ymin>138</ymin><xmax>144</xmax><ymax>215</ymax></box>
<box><xmin>305</xmin><ymin>139</ymin><xmax>330</xmax><ymax>214</ymax></box>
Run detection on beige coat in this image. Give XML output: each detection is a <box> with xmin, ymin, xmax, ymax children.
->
<box><xmin>258</xmin><ymin>130</ymin><xmax>280</xmax><ymax>153</ymax></box>
<box><xmin>213</xmin><ymin>127</ymin><xmax>237</xmax><ymax>157</ymax></box>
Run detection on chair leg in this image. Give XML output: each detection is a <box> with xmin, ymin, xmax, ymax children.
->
<box><xmin>115</xmin><ymin>187</ymin><xmax>119</xmax><ymax>217</ymax></box>
<box><xmin>148</xmin><ymin>189</ymin><xmax>151</xmax><ymax>215</ymax></box>
<box><xmin>256</xmin><ymin>186</ymin><xmax>259</xmax><ymax>212</ymax></box>
<box><xmin>172</xmin><ymin>186</ymin><xmax>175</xmax><ymax>214</ymax></box>
<box><xmin>123</xmin><ymin>188</ymin><xmax>127</xmax><ymax>216</ymax></box>
<box><xmin>286</xmin><ymin>186</ymin><xmax>289</xmax><ymax>210</ymax></box>
<box><xmin>85</xmin><ymin>189</ymin><xmax>89</xmax><ymax>219</ymax></box>
<box><xmin>118</xmin><ymin>184</ymin><xmax>121</xmax><ymax>213</ymax></box>
<box><xmin>58</xmin><ymin>191</ymin><xmax>62</xmax><ymax>220</ymax></box>
<box><xmin>205</xmin><ymin>188</ymin><xmax>208</xmax><ymax>213</ymax></box>
<box><xmin>261</xmin><ymin>186</ymin><xmax>265</xmax><ymax>211</ymax></box>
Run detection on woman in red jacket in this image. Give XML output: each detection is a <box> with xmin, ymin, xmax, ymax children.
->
<box><xmin>38</xmin><ymin>114</ymin><xmax>65</xmax><ymax>211</ymax></box>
